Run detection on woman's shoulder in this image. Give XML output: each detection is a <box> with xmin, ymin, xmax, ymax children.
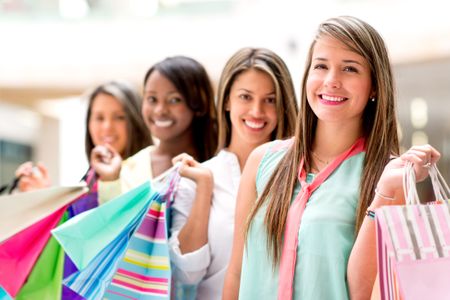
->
<box><xmin>121</xmin><ymin>145</ymin><xmax>154</xmax><ymax>178</ymax></box>
<box><xmin>253</xmin><ymin>138</ymin><xmax>293</xmax><ymax>194</ymax></box>
<box><xmin>258</xmin><ymin>138</ymin><xmax>293</xmax><ymax>162</ymax></box>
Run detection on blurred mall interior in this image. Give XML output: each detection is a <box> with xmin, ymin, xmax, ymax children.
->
<box><xmin>0</xmin><ymin>0</ymin><xmax>449</xmax><ymax>199</ymax></box>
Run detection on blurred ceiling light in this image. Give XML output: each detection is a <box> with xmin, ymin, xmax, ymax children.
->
<box><xmin>410</xmin><ymin>97</ymin><xmax>428</xmax><ymax>129</ymax></box>
<box><xmin>131</xmin><ymin>0</ymin><xmax>159</xmax><ymax>17</ymax></box>
<box><xmin>59</xmin><ymin>0</ymin><xmax>89</xmax><ymax>19</ymax></box>
<box><xmin>411</xmin><ymin>130</ymin><xmax>428</xmax><ymax>146</ymax></box>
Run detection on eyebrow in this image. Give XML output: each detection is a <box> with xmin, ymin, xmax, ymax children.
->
<box><xmin>144</xmin><ymin>90</ymin><xmax>180</xmax><ymax>95</ymax></box>
<box><xmin>313</xmin><ymin>57</ymin><xmax>364</xmax><ymax>66</ymax></box>
<box><xmin>237</xmin><ymin>88</ymin><xmax>275</xmax><ymax>95</ymax></box>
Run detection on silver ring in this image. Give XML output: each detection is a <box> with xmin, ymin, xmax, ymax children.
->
<box><xmin>424</xmin><ymin>162</ymin><xmax>431</xmax><ymax>168</ymax></box>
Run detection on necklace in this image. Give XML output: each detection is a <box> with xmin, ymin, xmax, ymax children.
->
<box><xmin>312</xmin><ymin>151</ymin><xmax>330</xmax><ymax>165</ymax></box>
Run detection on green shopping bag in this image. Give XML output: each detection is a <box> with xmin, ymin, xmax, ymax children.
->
<box><xmin>15</xmin><ymin>213</ymin><xmax>68</xmax><ymax>300</ymax></box>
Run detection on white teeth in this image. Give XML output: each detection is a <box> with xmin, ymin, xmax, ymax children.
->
<box><xmin>154</xmin><ymin>119</ymin><xmax>174</xmax><ymax>128</ymax></box>
<box><xmin>322</xmin><ymin>95</ymin><xmax>345</xmax><ymax>102</ymax></box>
<box><xmin>102</xmin><ymin>137</ymin><xmax>115</xmax><ymax>143</ymax></box>
<box><xmin>245</xmin><ymin>120</ymin><xmax>265</xmax><ymax>129</ymax></box>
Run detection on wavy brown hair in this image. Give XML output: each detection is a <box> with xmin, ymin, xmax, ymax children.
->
<box><xmin>216</xmin><ymin>48</ymin><xmax>299</xmax><ymax>152</ymax></box>
<box><xmin>246</xmin><ymin>16</ymin><xmax>400</xmax><ymax>265</ymax></box>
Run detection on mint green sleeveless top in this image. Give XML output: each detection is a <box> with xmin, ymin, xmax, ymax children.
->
<box><xmin>239</xmin><ymin>140</ymin><xmax>365</xmax><ymax>300</ymax></box>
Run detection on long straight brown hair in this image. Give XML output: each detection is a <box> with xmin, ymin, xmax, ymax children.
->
<box><xmin>246</xmin><ymin>16</ymin><xmax>400</xmax><ymax>265</ymax></box>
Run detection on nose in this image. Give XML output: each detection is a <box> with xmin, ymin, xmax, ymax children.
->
<box><xmin>154</xmin><ymin>101</ymin><xmax>168</xmax><ymax>115</ymax></box>
<box><xmin>324</xmin><ymin>70</ymin><xmax>341</xmax><ymax>89</ymax></box>
<box><xmin>102</xmin><ymin>118</ymin><xmax>113</xmax><ymax>130</ymax></box>
<box><xmin>249</xmin><ymin>100</ymin><xmax>264</xmax><ymax>117</ymax></box>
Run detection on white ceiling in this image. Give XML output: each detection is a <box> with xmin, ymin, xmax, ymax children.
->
<box><xmin>0</xmin><ymin>0</ymin><xmax>449</xmax><ymax>103</ymax></box>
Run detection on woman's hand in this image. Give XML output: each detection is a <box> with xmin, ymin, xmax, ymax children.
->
<box><xmin>377</xmin><ymin>144</ymin><xmax>441</xmax><ymax>199</ymax></box>
<box><xmin>172</xmin><ymin>153</ymin><xmax>213</xmax><ymax>187</ymax></box>
<box><xmin>15</xmin><ymin>161</ymin><xmax>51</xmax><ymax>192</ymax></box>
<box><xmin>90</xmin><ymin>144</ymin><xmax>122</xmax><ymax>181</ymax></box>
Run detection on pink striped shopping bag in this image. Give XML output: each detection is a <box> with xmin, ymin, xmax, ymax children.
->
<box><xmin>375</xmin><ymin>162</ymin><xmax>450</xmax><ymax>300</ymax></box>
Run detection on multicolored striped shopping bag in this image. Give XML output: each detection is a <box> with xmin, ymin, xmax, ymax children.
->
<box><xmin>53</xmin><ymin>165</ymin><xmax>180</xmax><ymax>300</ymax></box>
<box><xmin>375</xmin><ymin>162</ymin><xmax>450</xmax><ymax>300</ymax></box>
<box><xmin>104</xmin><ymin>168</ymin><xmax>180</xmax><ymax>299</ymax></box>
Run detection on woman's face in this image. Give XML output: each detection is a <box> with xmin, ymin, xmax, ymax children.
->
<box><xmin>227</xmin><ymin>68</ymin><xmax>278</xmax><ymax>149</ymax></box>
<box><xmin>142</xmin><ymin>70</ymin><xmax>194</xmax><ymax>143</ymax></box>
<box><xmin>88</xmin><ymin>93</ymin><xmax>128</xmax><ymax>156</ymax></box>
<box><xmin>306</xmin><ymin>35</ymin><xmax>374</xmax><ymax>129</ymax></box>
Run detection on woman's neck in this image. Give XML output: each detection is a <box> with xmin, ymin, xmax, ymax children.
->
<box><xmin>154</xmin><ymin>139</ymin><xmax>198</xmax><ymax>159</ymax></box>
<box><xmin>154</xmin><ymin>128</ymin><xmax>198</xmax><ymax>158</ymax></box>
<box><xmin>313</xmin><ymin>121</ymin><xmax>363</xmax><ymax>158</ymax></box>
<box><xmin>150</xmin><ymin>133</ymin><xmax>198</xmax><ymax>177</ymax></box>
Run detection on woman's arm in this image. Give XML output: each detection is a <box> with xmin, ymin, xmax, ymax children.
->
<box><xmin>172</xmin><ymin>153</ymin><xmax>214</xmax><ymax>254</ymax></box>
<box><xmin>347</xmin><ymin>145</ymin><xmax>441</xmax><ymax>299</ymax></box>
<box><xmin>168</xmin><ymin>154</ymin><xmax>214</xmax><ymax>284</ymax></box>
<box><xmin>223</xmin><ymin>144</ymin><xmax>267</xmax><ymax>300</ymax></box>
<box><xmin>169</xmin><ymin>174</ymin><xmax>212</xmax><ymax>284</ymax></box>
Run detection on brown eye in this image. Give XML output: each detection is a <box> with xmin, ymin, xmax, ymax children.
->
<box><xmin>146</xmin><ymin>96</ymin><xmax>157</xmax><ymax>104</ymax></box>
<box><xmin>168</xmin><ymin>97</ymin><xmax>182</xmax><ymax>104</ymax></box>
<box><xmin>343</xmin><ymin>66</ymin><xmax>358</xmax><ymax>73</ymax></box>
<box><xmin>266</xmin><ymin>97</ymin><xmax>276</xmax><ymax>104</ymax></box>
<box><xmin>312</xmin><ymin>64</ymin><xmax>327</xmax><ymax>70</ymax></box>
<box><xmin>239</xmin><ymin>94</ymin><xmax>251</xmax><ymax>101</ymax></box>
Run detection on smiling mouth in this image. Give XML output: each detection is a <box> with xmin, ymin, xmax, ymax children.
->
<box><xmin>320</xmin><ymin>94</ymin><xmax>348</xmax><ymax>102</ymax></box>
<box><xmin>154</xmin><ymin>120</ymin><xmax>174</xmax><ymax>128</ymax></box>
<box><xmin>244</xmin><ymin>120</ymin><xmax>265</xmax><ymax>129</ymax></box>
<box><xmin>102</xmin><ymin>137</ymin><xmax>116</xmax><ymax>144</ymax></box>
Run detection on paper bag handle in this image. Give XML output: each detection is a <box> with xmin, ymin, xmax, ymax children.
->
<box><xmin>403</xmin><ymin>161</ymin><xmax>450</xmax><ymax>205</ymax></box>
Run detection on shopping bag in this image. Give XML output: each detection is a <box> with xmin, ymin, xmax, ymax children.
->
<box><xmin>15</xmin><ymin>212</ymin><xmax>68</xmax><ymax>300</ymax></box>
<box><xmin>0</xmin><ymin>184</ymin><xmax>87</xmax><ymax>243</ymax></box>
<box><xmin>63</xmin><ymin>169</ymin><xmax>99</xmax><ymax>300</ymax></box>
<box><xmin>0</xmin><ymin>205</ymin><xmax>67</xmax><ymax>297</ymax></box>
<box><xmin>52</xmin><ymin>181</ymin><xmax>154</xmax><ymax>270</ymax></box>
<box><xmin>0</xmin><ymin>286</ymin><xmax>12</xmax><ymax>300</ymax></box>
<box><xmin>54</xmin><ymin>165</ymin><xmax>180</xmax><ymax>300</ymax></box>
<box><xmin>63</xmin><ymin>202</ymin><xmax>149</xmax><ymax>300</ymax></box>
<box><xmin>104</xmin><ymin>168</ymin><xmax>180</xmax><ymax>299</ymax></box>
<box><xmin>375</xmin><ymin>162</ymin><xmax>450</xmax><ymax>300</ymax></box>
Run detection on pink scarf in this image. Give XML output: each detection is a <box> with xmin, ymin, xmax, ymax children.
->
<box><xmin>278</xmin><ymin>138</ymin><xmax>365</xmax><ymax>300</ymax></box>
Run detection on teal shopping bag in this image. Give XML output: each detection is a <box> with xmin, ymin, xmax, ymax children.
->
<box><xmin>52</xmin><ymin>182</ymin><xmax>154</xmax><ymax>270</ymax></box>
<box><xmin>63</xmin><ymin>203</ymin><xmax>149</xmax><ymax>300</ymax></box>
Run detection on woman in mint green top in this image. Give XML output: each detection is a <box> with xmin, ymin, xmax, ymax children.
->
<box><xmin>240</xmin><ymin>139</ymin><xmax>365</xmax><ymax>299</ymax></box>
<box><xmin>223</xmin><ymin>16</ymin><xmax>441</xmax><ymax>300</ymax></box>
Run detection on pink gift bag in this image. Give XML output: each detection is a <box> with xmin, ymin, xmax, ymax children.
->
<box><xmin>375</xmin><ymin>162</ymin><xmax>450</xmax><ymax>300</ymax></box>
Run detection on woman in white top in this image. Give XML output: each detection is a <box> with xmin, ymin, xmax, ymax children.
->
<box><xmin>169</xmin><ymin>48</ymin><xmax>299</xmax><ymax>299</ymax></box>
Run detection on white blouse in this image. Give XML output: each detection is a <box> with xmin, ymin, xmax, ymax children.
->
<box><xmin>169</xmin><ymin>150</ymin><xmax>241</xmax><ymax>300</ymax></box>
